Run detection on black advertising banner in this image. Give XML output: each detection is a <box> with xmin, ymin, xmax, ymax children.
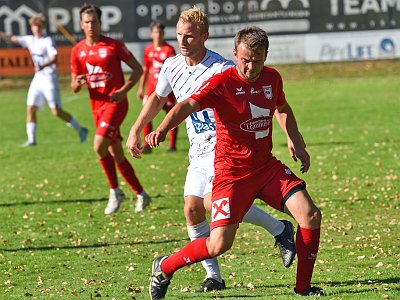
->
<box><xmin>0</xmin><ymin>0</ymin><xmax>399</xmax><ymax>45</ymax></box>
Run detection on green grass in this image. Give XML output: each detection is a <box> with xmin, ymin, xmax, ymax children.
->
<box><xmin>0</xmin><ymin>60</ymin><xmax>399</xmax><ymax>299</ymax></box>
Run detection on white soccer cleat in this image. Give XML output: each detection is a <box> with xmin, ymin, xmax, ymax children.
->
<box><xmin>135</xmin><ymin>191</ymin><xmax>151</xmax><ymax>213</ymax></box>
<box><xmin>104</xmin><ymin>188</ymin><xmax>125</xmax><ymax>215</ymax></box>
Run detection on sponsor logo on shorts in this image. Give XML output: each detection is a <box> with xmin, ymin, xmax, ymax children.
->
<box><xmin>285</xmin><ymin>168</ymin><xmax>292</xmax><ymax>174</ymax></box>
<box><xmin>212</xmin><ymin>197</ymin><xmax>230</xmax><ymax>222</ymax></box>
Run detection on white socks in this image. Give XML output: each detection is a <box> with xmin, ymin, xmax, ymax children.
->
<box><xmin>187</xmin><ymin>220</ymin><xmax>223</xmax><ymax>282</ymax></box>
<box><xmin>242</xmin><ymin>205</ymin><xmax>284</xmax><ymax>237</ymax></box>
<box><xmin>67</xmin><ymin>117</ymin><xmax>82</xmax><ymax>132</ymax></box>
<box><xmin>26</xmin><ymin>122</ymin><xmax>36</xmax><ymax>144</ymax></box>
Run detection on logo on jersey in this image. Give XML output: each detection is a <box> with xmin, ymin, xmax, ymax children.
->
<box><xmin>86</xmin><ymin>62</ymin><xmax>112</xmax><ymax>88</ymax></box>
<box><xmin>241</xmin><ymin>103</ymin><xmax>272</xmax><ymax>139</ymax></box>
<box><xmin>250</xmin><ymin>87</ymin><xmax>261</xmax><ymax>95</ymax></box>
<box><xmin>212</xmin><ymin>198</ymin><xmax>230</xmax><ymax>222</ymax></box>
<box><xmin>79</xmin><ymin>50</ymin><xmax>87</xmax><ymax>58</ymax></box>
<box><xmin>263</xmin><ymin>85</ymin><xmax>273</xmax><ymax>99</ymax></box>
<box><xmin>190</xmin><ymin>110</ymin><xmax>215</xmax><ymax>134</ymax></box>
<box><xmin>99</xmin><ymin>48</ymin><xmax>107</xmax><ymax>58</ymax></box>
<box><xmin>236</xmin><ymin>87</ymin><xmax>245</xmax><ymax>95</ymax></box>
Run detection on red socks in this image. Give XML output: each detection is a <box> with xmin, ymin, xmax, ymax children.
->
<box><xmin>295</xmin><ymin>227</ymin><xmax>320</xmax><ymax>293</ymax></box>
<box><xmin>117</xmin><ymin>159</ymin><xmax>143</xmax><ymax>195</ymax></box>
<box><xmin>99</xmin><ymin>153</ymin><xmax>118</xmax><ymax>188</ymax></box>
<box><xmin>142</xmin><ymin>123</ymin><xmax>153</xmax><ymax>146</ymax></box>
<box><xmin>161</xmin><ymin>237</ymin><xmax>210</xmax><ymax>277</ymax></box>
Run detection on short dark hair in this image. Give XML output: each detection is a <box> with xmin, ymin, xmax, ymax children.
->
<box><xmin>150</xmin><ymin>21</ymin><xmax>165</xmax><ymax>32</ymax></box>
<box><xmin>234</xmin><ymin>26</ymin><xmax>269</xmax><ymax>56</ymax></box>
<box><xmin>79</xmin><ymin>3</ymin><xmax>102</xmax><ymax>22</ymax></box>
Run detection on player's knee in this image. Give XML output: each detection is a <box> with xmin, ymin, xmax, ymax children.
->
<box><xmin>207</xmin><ymin>239</ymin><xmax>232</xmax><ymax>257</ymax></box>
<box><xmin>184</xmin><ymin>205</ymin><xmax>206</xmax><ymax>224</ymax></box>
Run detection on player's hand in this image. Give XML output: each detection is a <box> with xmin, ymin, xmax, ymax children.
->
<box><xmin>145</xmin><ymin>129</ymin><xmax>166</xmax><ymax>148</ymax></box>
<box><xmin>137</xmin><ymin>89</ymin><xmax>144</xmax><ymax>100</ymax></box>
<box><xmin>126</xmin><ymin>128</ymin><xmax>143</xmax><ymax>159</ymax></box>
<box><xmin>76</xmin><ymin>74</ymin><xmax>87</xmax><ymax>86</ymax></box>
<box><xmin>110</xmin><ymin>90</ymin><xmax>126</xmax><ymax>102</ymax></box>
<box><xmin>293</xmin><ymin>145</ymin><xmax>310</xmax><ymax>173</ymax></box>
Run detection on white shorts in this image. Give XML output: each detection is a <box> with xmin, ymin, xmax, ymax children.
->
<box><xmin>27</xmin><ymin>75</ymin><xmax>61</xmax><ymax>109</ymax></box>
<box><xmin>184</xmin><ymin>152</ymin><xmax>215</xmax><ymax>198</ymax></box>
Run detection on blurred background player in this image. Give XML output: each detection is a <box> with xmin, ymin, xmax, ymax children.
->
<box><xmin>136</xmin><ymin>21</ymin><xmax>178</xmax><ymax>153</ymax></box>
<box><xmin>127</xmin><ymin>7</ymin><xmax>296</xmax><ymax>293</ymax></box>
<box><xmin>0</xmin><ymin>14</ymin><xmax>88</xmax><ymax>147</ymax></box>
<box><xmin>70</xmin><ymin>4</ymin><xmax>150</xmax><ymax>214</ymax></box>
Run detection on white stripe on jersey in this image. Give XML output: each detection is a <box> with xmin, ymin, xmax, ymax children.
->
<box><xmin>156</xmin><ymin>49</ymin><xmax>234</xmax><ymax>158</ymax></box>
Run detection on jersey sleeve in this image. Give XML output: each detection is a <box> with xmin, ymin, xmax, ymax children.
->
<box><xmin>143</xmin><ymin>46</ymin><xmax>151</xmax><ymax>68</ymax></box>
<box><xmin>16</xmin><ymin>35</ymin><xmax>30</xmax><ymax>48</ymax></box>
<box><xmin>190</xmin><ymin>74</ymin><xmax>224</xmax><ymax>110</ymax></box>
<box><xmin>46</xmin><ymin>37</ymin><xmax>58</xmax><ymax>57</ymax></box>
<box><xmin>155</xmin><ymin>59</ymin><xmax>173</xmax><ymax>97</ymax></box>
<box><xmin>70</xmin><ymin>46</ymin><xmax>82</xmax><ymax>75</ymax></box>
<box><xmin>116</xmin><ymin>40</ymin><xmax>133</xmax><ymax>63</ymax></box>
<box><xmin>275</xmin><ymin>70</ymin><xmax>287</xmax><ymax>107</ymax></box>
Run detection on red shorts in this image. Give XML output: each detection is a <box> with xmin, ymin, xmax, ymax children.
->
<box><xmin>91</xmin><ymin>99</ymin><xmax>128</xmax><ymax>143</ymax></box>
<box><xmin>210</xmin><ymin>155</ymin><xmax>305</xmax><ymax>230</ymax></box>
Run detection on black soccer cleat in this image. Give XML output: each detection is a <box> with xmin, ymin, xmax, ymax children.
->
<box><xmin>275</xmin><ymin>220</ymin><xmax>296</xmax><ymax>267</ymax></box>
<box><xmin>196</xmin><ymin>278</ymin><xmax>226</xmax><ymax>292</ymax></box>
<box><xmin>149</xmin><ymin>256</ymin><xmax>171</xmax><ymax>299</ymax></box>
<box><xmin>294</xmin><ymin>286</ymin><xmax>324</xmax><ymax>296</ymax></box>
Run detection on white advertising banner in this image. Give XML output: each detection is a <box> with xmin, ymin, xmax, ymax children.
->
<box><xmin>305</xmin><ymin>30</ymin><xmax>400</xmax><ymax>62</ymax></box>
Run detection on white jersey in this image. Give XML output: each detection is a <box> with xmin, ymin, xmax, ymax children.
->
<box><xmin>156</xmin><ymin>49</ymin><xmax>234</xmax><ymax>159</ymax></box>
<box><xmin>18</xmin><ymin>35</ymin><xmax>58</xmax><ymax>80</ymax></box>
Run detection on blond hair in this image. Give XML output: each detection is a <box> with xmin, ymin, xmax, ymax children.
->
<box><xmin>29</xmin><ymin>13</ymin><xmax>46</xmax><ymax>27</ymax></box>
<box><xmin>179</xmin><ymin>6</ymin><xmax>208</xmax><ymax>34</ymax></box>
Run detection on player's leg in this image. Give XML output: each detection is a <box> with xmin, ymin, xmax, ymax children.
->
<box><xmin>46</xmin><ymin>83</ymin><xmax>88</xmax><ymax>143</ymax></box>
<box><xmin>109</xmin><ymin>140</ymin><xmax>151</xmax><ymax>213</ymax></box>
<box><xmin>150</xmin><ymin>224</ymin><xmax>237</xmax><ymax>299</ymax></box>
<box><xmin>184</xmin><ymin>160</ymin><xmax>225</xmax><ymax>292</ymax></box>
<box><xmin>284</xmin><ymin>190</ymin><xmax>322</xmax><ymax>296</ymax></box>
<box><xmin>23</xmin><ymin>82</ymin><xmax>42</xmax><ymax>146</ymax></box>
<box><xmin>141</xmin><ymin>95</ymin><xmax>153</xmax><ymax>153</ymax></box>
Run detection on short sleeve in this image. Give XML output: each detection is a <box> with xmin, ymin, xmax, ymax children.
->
<box><xmin>70</xmin><ymin>46</ymin><xmax>82</xmax><ymax>75</ymax></box>
<box><xmin>17</xmin><ymin>35</ymin><xmax>30</xmax><ymax>48</ymax></box>
<box><xmin>116</xmin><ymin>40</ymin><xmax>133</xmax><ymax>63</ymax></box>
<box><xmin>155</xmin><ymin>60</ymin><xmax>173</xmax><ymax>97</ymax></box>
<box><xmin>46</xmin><ymin>37</ymin><xmax>58</xmax><ymax>57</ymax></box>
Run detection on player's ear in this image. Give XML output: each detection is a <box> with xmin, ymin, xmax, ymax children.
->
<box><xmin>233</xmin><ymin>49</ymin><xmax>237</xmax><ymax>60</ymax></box>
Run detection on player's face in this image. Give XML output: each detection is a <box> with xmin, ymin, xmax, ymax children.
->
<box><xmin>234</xmin><ymin>43</ymin><xmax>266</xmax><ymax>82</ymax></box>
<box><xmin>151</xmin><ymin>27</ymin><xmax>164</xmax><ymax>45</ymax></box>
<box><xmin>30</xmin><ymin>24</ymin><xmax>43</xmax><ymax>37</ymax></box>
<box><xmin>80</xmin><ymin>13</ymin><xmax>101</xmax><ymax>40</ymax></box>
<box><xmin>176</xmin><ymin>21</ymin><xmax>208</xmax><ymax>59</ymax></box>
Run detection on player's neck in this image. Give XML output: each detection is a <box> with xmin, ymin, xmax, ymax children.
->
<box><xmin>185</xmin><ymin>47</ymin><xmax>207</xmax><ymax>66</ymax></box>
<box><xmin>85</xmin><ymin>35</ymin><xmax>102</xmax><ymax>46</ymax></box>
<box><xmin>153</xmin><ymin>40</ymin><xmax>164</xmax><ymax>48</ymax></box>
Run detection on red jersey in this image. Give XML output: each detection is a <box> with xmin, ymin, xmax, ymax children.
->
<box><xmin>191</xmin><ymin>66</ymin><xmax>286</xmax><ymax>172</ymax></box>
<box><xmin>143</xmin><ymin>42</ymin><xmax>175</xmax><ymax>96</ymax></box>
<box><xmin>71</xmin><ymin>35</ymin><xmax>133</xmax><ymax>102</ymax></box>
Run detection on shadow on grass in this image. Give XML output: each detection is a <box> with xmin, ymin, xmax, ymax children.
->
<box><xmin>0</xmin><ymin>238</ymin><xmax>188</xmax><ymax>253</ymax></box>
<box><xmin>278</xmin><ymin>141</ymin><xmax>355</xmax><ymax>147</ymax></box>
<box><xmin>0</xmin><ymin>194</ymin><xmax>176</xmax><ymax>207</ymax></box>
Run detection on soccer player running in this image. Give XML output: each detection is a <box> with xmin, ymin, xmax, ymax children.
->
<box><xmin>70</xmin><ymin>4</ymin><xmax>150</xmax><ymax>214</ymax></box>
<box><xmin>0</xmin><ymin>14</ymin><xmax>88</xmax><ymax>147</ymax></box>
<box><xmin>136</xmin><ymin>21</ymin><xmax>178</xmax><ymax>153</ymax></box>
<box><xmin>146</xmin><ymin>26</ymin><xmax>323</xmax><ymax>298</ymax></box>
<box><xmin>126</xmin><ymin>7</ymin><xmax>296</xmax><ymax>294</ymax></box>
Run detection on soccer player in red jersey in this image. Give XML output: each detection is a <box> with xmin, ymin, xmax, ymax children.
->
<box><xmin>70</xmin><ymin>4</ymin><xmax>151</xmax><ymax>214</ymax></box>
<box><xmin>147</xmin><ymin>26</ymin><xmax>323</xmax><ymax>298</ymax></box>
<box><xmin>137</xmin><ymin>21</ymin><xmax>178</xmax><ymax>153</ymax></box>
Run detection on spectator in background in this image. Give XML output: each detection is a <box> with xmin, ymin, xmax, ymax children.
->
<box><xmin>0</xmin><ymin>14</ymin><xmax>88</xmax><ymax>147</ymax></box>
<box><xmin>70</xmin><ymin>3</ymin><xmax>150</xmax><ymax>214</ymax></box>
<box><xmin>137</xmin><ymin>21</ymin><xmax>178</xmax><ymax>153</ymax></box>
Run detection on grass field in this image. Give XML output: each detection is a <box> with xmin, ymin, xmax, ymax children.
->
<box><xmin>0</xmin><ymin>60</ymin><xmax>399</xmax><ymax>299</ymax></box>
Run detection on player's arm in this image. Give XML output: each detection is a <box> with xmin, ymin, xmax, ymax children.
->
<box><xmin>126</xmin><ymin>91</ymin><xmax>168</xmax><ymax>158</ymax></box>
<box><xmin>274</xmin><ymin>110</ymin><xmax>306</xmax><ymax>162</ymax></box>
<box><xmin>110</xmin><ymin>55</ymin><xmax>143</xmax><ymax>102</ymax></box>
<box><xmin>0</xmin><ymin>32</ymin><xmax>19</xmax><ymax>45</ymax></box>
<box><xmin>146</xmin><ymin>98</ymin><xmax>200</xmax><ymax>148</ymax></box>
<box><xmin>36</xmin><ymin>54</ymin><xmax>57</xmax><ymax>71</ymax></box>
<box><xmin>137</xmin><ymin>65</ymin><xmax>149</xmax><ymax>100</ymax></box>
<box><xmin>276</xmin><ymin>102</ymin><xmax>310</xmax><ymax>173</ymax></box>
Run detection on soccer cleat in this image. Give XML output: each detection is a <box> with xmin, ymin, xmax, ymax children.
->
<box><xmin>21</xmin><ymin>141</ymin><xmax>36</xmax><ymax>147</ymax></box>
<box><xmin>142</xmin><ymin>145</ymin><xmax>152</xmax><ymax>154</ymax></box>
<box><xmin>196</xmin><ymin>278</ymin><xmax>226</xmax><ymax>293</ymax></box>
<box><xmin>167</xmin><ymin>147</ymin><xmax>176</xmax><ymax>152</ymax></box>
<box><xmin>79</xmin><ymin>127</ymin><xmax>88</xmax><ymax>143</ymax></box>
<box><xmin>294</xmin><ymin>286</ymin><xmax>324</xmax><ymax>296</ymax></box>
<box><xmin>149</xmin><ymin>256</ymin><xmax>171</xmax><ymax>299</ymax></box>
<box><xmin>275</xmin><ymin>220</ymin><xmax>296</xmax><ymax>267</ymax></box>
<box><xmin>135</xmin><ymin>191</ymin><xmax>151</xmax><ymax>213</ymax></box>
<box><xmin>104</xmin><ymin>188</ymin><xmax>124</xmax><ymax>215</ymax></box>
